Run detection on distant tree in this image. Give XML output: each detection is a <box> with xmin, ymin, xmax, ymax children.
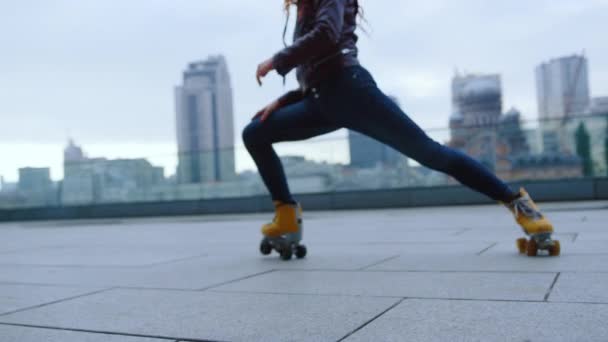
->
<box><xmin>575</xmin><ymin>122</ymin><xmax>593</xmax><ymax>177</ymax></box>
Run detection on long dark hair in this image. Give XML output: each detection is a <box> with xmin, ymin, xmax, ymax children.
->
<box><xmin>282</xmin><ymin>0</ymin><xmax>366</xmax><ymax>46</ymax></box>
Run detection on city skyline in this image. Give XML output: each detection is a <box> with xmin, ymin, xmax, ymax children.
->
<box><xmin>1</xmin><ymin>1</ymin><xmax>607</xmax><ymax>181</ymax></box>
<box><xmin>1</xmin><ymin>52</ymin><xmax>606</xmax><ymax>183</ymax></box>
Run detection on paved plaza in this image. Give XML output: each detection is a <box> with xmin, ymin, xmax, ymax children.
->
<box><xmin>1</xmin><ymin>201</ymin><xmax>607</xmax><ymax>341</ymax></box>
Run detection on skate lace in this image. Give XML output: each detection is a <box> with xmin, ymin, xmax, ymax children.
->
<box><xmin>511</xmin><ymin>195</ymin><xmax>542</xmax><ymax>220</ymax></box>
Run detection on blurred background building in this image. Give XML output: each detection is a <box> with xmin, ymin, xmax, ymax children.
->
<box><xmin>449</xmin><ymin>69</ymin><xmax>585</xmax><ymax>181</ymax></box>
<box><xmin>449</xmin><ymin>73</ymin><xmax>505</xmax><ymax>173</ymax></box>
<box><xmin>62</xmin><ymin>140</ymin><xmax>165</xmax><ymax>205</ymax></box>
<box><xmin>536</xmin><ymin>54</ymin><xmax>590</xmax><ymax>154</ymax></box>
<box><xmin>175</xmin><ymin>55</ymin><xmax>236</xmax><ymax>185</ymax></box>
<box><xmin>348</xmin><ymin>96</ymin><xmax>409</xmax><ymax>170</ymax></box>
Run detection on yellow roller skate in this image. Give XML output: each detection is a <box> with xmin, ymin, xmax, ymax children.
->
<box><xmin>505</xmin><ymin>188</ymin><xmax>560</xmax><ymax>257</ymax></box>
<box><xmin>259</xmin><ymin>201</ymin><xmax>307</xmax><ymax>261</ymax></box>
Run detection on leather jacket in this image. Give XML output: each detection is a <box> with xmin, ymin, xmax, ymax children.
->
<box><xmin>272</xmin><ymin>0</ymin><xmax>360</xmax><ymax>106</ymax></box>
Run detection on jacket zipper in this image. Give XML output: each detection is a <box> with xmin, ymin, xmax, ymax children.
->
<box><xmin>311</xmin><ymin>48</ymin><xmax>354</xmax><ymax>69</ymax></box>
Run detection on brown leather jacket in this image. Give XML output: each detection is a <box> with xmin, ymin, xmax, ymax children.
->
<box><xmin>272</xmin><ymin>0</ymin><xmax>360</xmax><ymax>106</ymax></box>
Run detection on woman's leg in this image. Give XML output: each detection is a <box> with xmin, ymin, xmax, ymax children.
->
<box><xmin>317</xmin><ymin>66</ymin><xmax>556</xmax><ymax>255</ymax></box>
<box><xmin>337</xmin><ymin>81</ymin><xmax>516</xmax><ymax>202</ymax></box>
<box><xmin>242</xmin><ymin>97</ymin><xmax>340</xmax><ymax>203</ymax></box>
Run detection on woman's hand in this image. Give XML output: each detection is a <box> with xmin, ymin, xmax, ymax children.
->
<box><xmin>252</xmin><ymin>99</ymin><xmax>281</xmax><ymax>122</ymax></box>
<box><xmin>256</xmin><ymin>58</ymin><xmax>274</xmax><ymax>86</ymax></box>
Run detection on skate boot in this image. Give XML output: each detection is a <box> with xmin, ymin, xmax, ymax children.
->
<box><xmin>259</xmin><ymin>201</ymin><xmax>307</xmax><ymax>261</ymax></box>
<box><xmin>504</xmin><ymin>188</ymin><xmax>560</xmax><ymax>257</ymax></box>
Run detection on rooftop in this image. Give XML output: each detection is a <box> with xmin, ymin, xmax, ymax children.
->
<box><xmin>1</xmin><ymin>202</ymin><xmax>607</xmax><ymax>341</ymax></box>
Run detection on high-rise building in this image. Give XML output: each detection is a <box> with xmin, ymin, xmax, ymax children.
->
<box><xmin>536</xmin><ymin>55</ymin><xmax>591</xmax><ymax>153</ymax></box>
<box><xmin>536</xmin><ymin>54</ymin><xmax>590</xmax><ymax>121</ymax></box>
<box><xmin>451</xmin><ymin>73</ymin><xmax>502</xmax><ymax>128</ymax></box>
<box><xmin>18</xmin><ymin>167</ymin><xmax>55</xmax><ymax>206</ymax></box>
<box><xmin>175</xmin><ymin>56</ymin><xmax>235</xmax><ymax>184</ymax></box>
<box><xmin>448</xmin><ymin>74</ymin><xmax>543</xmax><ymax>179</ymax></box>
<box><xmin>62</xmin><ymin>140</ymin><xmax>97</xmax><ymax>204</ymax></box>
<box><xmin>64</xmin><ymin>138</ymin><xmax>86</xmax><ymax>162</ymax></box>
<box><xmin>449</xmin><ymin>73</ymin><xmax>503</xmax><ymax>171</ymax></box>
<box><xmin>18</xmin><ymin>167</ymin><xmax>51</xmax><ymax>193</ymax></box>
<box><xmin>349</xmin><ymin>95</ymin><xmax>407</xmax><ymax>169</ymax></box>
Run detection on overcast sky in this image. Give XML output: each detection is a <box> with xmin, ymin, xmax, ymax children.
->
<box><xmin>1</xmin><ymin>0</ymin><xmax>607</xmax><ymax>181</ymax></box>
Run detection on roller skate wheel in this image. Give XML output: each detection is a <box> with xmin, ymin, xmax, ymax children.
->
<box><xmin>549</xmin><ymin>240</ymin><xmax>561</xmax><ymax>257</ymax></box>
<box><xmin>516</xmin><ymin>238</ymin><xmax>527</xmax><ymax>254</ymax></box>
<box><xmin>295</xmin><ymin>245</ymin><xmax>307</xmax><ymax>259</ymax></box>
<box><xmin>260</xmin><ymin>240</ymin><xmax>272</xmax><ymax>255</ymax></box>
<box><xmin>526</xmin><ymin>239</ymin><xmax>538</xmax><ymax>257</ymax></box>
<box><xmin>280</xmin><ymin>247</ymin><xmax>293</xmax><ymax>261</ymax></box>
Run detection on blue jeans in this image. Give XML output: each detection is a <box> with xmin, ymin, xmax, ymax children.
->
<box><xmin>242</xmin><ymin>65</ymin><xmax>516</xmax><ymax>203</ymax></box>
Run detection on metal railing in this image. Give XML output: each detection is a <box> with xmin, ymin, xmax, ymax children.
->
<box><xmin>2</xmin><ymin>112</ymin><xmax>607</xmax><ymax>210</ymax></box>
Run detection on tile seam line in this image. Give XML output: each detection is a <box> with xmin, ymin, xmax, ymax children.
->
<box><xmin>277</xmin><ymin>268</ymin><xmax>559</xmax><ymax>274</ymax></box>
<box><xmin>197</xmin><ymin>269</ymin><xmax>278</xmax><ymax>291</ymax></box>
<box><xmin>336</xmin><ymin>297</ymin><xmax>407</xmax><ymax>342</ymax></box>
<box><xmin>0</xmin><ymin>281</ymin><xmax>100</xmax><ymax>288</ymax></box>
<box><xmin>0</xmin><ymin>322</ymin><xmax>225</xmax><ymax>342</ymax></box>
<box><xmin>0</xmin><ymin>263</ymin><xmax>199</xmax><ymax>269</ymax></box>
<box><xmin>207</xmin><ymin>289</ymin><xmax>404</xmax><ymax>299</ymax></box>
<box><xmin>206</xmin><ymin>289</ymin><xmax>557</xmax><ymax>303</ymax></box>
<box><xmin>476</xmin><ymin>242</ymin><xmax>498</xmax><ymax>255</ymax></box>
<box><xmin>0</xmin><ymin>287</ymin><xmax>115</xmax><ymax>317</ymax></box>
<box><xmin>396</xmin><ymin>297</ymin><xmax>608</xmax><ymax>305</ymax></box>
<box><xmin>544</xmin><ymin>272</ymin><xmax>561</xmax><ymax>302</ymax></box>
<box><xmin>141</xmin><ymin>253</ymin><xmax>210</xmax><ymax>268</ymax></box>
<box><xmin>357</xmin><ymin>254</ymin><xmax>401</xmax><ymax>270</ymax></box>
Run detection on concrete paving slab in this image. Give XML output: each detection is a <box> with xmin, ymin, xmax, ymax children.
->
<box><xmin>212</xmin><ymin>270</ymin><xmax>555</xmax><ymax>301</ymax></box>
<box><xmin>268</xmin><ymin>252</ymin><xmax>398</xmax><ymax>271</ymax></box>
<box><xmin>0</xmin><ymin>255</ymin><xmax>271</xmax><ymax>291</ymax></box>
<box><xmin>343</xmin><ymin>299</ymin><xmax>608</xmax><ymax>342</ymax></box>
<box><xmin>575</xmin><ymin>232</ymin><xmax>608</xmax><ymax>242</ymax></box>
<box><xmin>0</xmin><ymin>252</ymin><xmax>396</xmax><ymax>290</ymax></box>
<box><xmin>0</xmin><ymin>221</ymin><xmax>257</xmax><ymax>253</ymax></box>
<box><xmin>304</xmin><ymin>241</ymin><xmax>496</xmax><ymax>256</ymax></box>
<box><xmin>369</xmin><ymin>253</ymin><xmax>608</xmax><ymax>272</ymax></box>
<box><xmin>0</xmin><ymin>284</ymin><xmax>107</xmax><ymax>316</ymax></box>
<box><xmin>0</xmin><ymin>245</ymin><xmax>208</xmax><ymax>267</ymax></box>
<box><xmin>1</xmin><ymin>202</ymin><xmax>606</xmax><ymax>341</ymax></box>
<box><xmin>303</xmin><ymin>228</ymin><xmax>470</xmax><ymax>244</ymax></box>
<box><xmin>0</xmin><ymin>288</ymin><xmax>399</xmax><ymax>342</ymax></box>
<box><xmin>0</xmin><ymin>324</ymin><xmax>165</xmax><ymax>342</ymax></box>
<box><xmin>377</xmin><ymin>241</ymin><xmax>496</xmax><ymax>254</ymax></box>
<box><xmin>550</xmin><ymin>273</ymin><xmax>608</xmax><ymax>304</ymax></box>
<box><xmin>0</xmin><ymin>265</ymin><xmax>150</xmax><ymax>288</ymax></box>
<box><xmin>566</xmin><ymin>240</ymin><xmax>608</xmax><ymax>254</ymax></box>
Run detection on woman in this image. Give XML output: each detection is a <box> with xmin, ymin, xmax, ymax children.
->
<box><xmin>242</xmin><ymin>0</ymin><xmax>559</xmax><ymax>256</ymax></box>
